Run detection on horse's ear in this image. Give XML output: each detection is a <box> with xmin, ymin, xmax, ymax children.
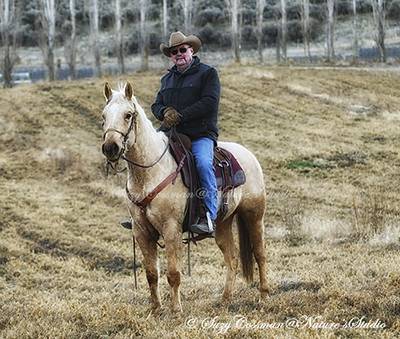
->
<box><xmin>104</xmin><ymin>82</ymin><xmax>112</xmax><ymax>101</ymax></box>
<box><xmin>125</xmin><ymin>82</ymin><xmax>133</xmax><ymax>100</ymax></box>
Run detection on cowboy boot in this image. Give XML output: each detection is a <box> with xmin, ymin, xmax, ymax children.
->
<box><xmin>189</xmin><ymin>212</ymin><xmax>215</xmax><ymax>237</ymax></box>
<box><xmin>121</xmin><ymin>219</ymin><xmax>132</xmax><ymax>229</ymax></box>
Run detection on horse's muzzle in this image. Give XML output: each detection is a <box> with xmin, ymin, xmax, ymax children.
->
<box><xmin>102</xmin><ymin>141</ymin><xmax>121</xmax><ymax>162</ymax></box>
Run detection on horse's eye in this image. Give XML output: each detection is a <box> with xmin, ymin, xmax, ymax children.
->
<box><xmin>125</xmin><ymin>113</ymin><xmax>132</xmax><ymax>120</ymax></box>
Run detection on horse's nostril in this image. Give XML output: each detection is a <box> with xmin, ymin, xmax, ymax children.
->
<box><xmin>102</xmin><ymin>141</ymin><xmax>120</xmax><ymax>159</ymax></box>
<box><xmin>111</xmin><ymin>142</ymin><xmax>119</xmax><ymax>155</ymax></box>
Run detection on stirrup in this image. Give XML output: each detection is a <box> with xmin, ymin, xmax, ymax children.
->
<box><xmin>189</xmin><ymin>212</ymin><xmax>215</xmax><ymax>237</ymax></box>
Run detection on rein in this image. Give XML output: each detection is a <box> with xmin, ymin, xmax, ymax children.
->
<box><xmin>121</xmin><ymin>131</ymin><xmax>172</xmax><ymax>169</ymax></box>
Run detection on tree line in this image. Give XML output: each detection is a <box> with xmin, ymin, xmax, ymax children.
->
<box><xmin>0</xmin><ymin>0</ymin><xmax>395</xmax><ymax>87</ymax></box>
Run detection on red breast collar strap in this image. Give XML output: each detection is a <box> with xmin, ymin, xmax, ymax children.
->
<box><xmin>125</xmin><ymin>154</ymin><xmax>186</xmax><ymax>209</ymax></box>
<box><xmin>125</xmin><ymin>155</ymin><xmax>186</xmax><ymax>249</ymax></box>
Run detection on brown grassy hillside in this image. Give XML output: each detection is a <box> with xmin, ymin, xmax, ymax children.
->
<box><xmin>1</xmin><ymin>65</ymin><xmax>400</xmax><ymax>338</ymax></box>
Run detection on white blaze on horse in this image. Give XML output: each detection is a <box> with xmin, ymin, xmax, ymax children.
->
<box><xmin>101</xmin><ymin>82</ymin><xmax>269</xmax><ymax>313</ymax></box>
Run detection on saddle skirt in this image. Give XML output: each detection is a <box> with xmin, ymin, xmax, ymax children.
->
<box><xmin>168</xmin><ymin>133</ymin><xmax>246</xmax><ymax>191</ymax></box>
<box><xmin>214</xmin><ymin>147</ymin><xmax>246</xmax><ymax>190</ymax></box>
<box><xmin>167</xmin><ymin>130</ymin><xmax>246</xmax><ymax>233</ymax></box>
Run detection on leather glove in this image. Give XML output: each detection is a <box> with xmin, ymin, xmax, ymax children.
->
<box><xmin>162</xmin><ymin>107</ymin><xmax>182</xmax><ymax>129</ymax></box>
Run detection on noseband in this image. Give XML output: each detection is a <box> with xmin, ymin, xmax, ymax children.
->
<box><xmin>103</xmin><ymin>110</ymin><xmax>137</xmax><ymax>175</ymax></box>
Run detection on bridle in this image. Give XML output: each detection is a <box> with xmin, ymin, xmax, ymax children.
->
<box><xmin>103</xmin><ymin>102</ymin><xmax>171</xmax><ymax>175</ymax></box>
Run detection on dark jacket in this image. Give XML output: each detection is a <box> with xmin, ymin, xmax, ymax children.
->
<box><xmin>151</xmin><ymin>56</ymin><xmax>220</xmax><ymax>144</ymax></box>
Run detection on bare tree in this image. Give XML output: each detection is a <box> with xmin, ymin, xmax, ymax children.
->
<box><xmin>65</xmin><ymin>0</ymin><xmax>77</xmax><ymax>80</ymax></box>
<box><xmin>274</xmin><ymin>7</ymin><xmax>281</xmax><ymax>63</ymax></box>
<box><xmin>162</xmin><ymin>0</ymin><xmax>168</xmax><ymax>43</ymax></box>
<box><xmin>162</xmin><ymin>0</ymin><xmax>169</xmax><ymax>68</ymax></box>
<box><xmin>256</xmin><ymin>0</ymin><xmax>266</xmax><ymax>62</ymax></box>
<box><xmin>280</xmin><ymin>0</ymin><xmax>287</xmax><ymax>62</ymax></box>
<box><xmin>178</xmin><ymin>0</ymin><xmax>201</xmax><ymax>35</ymax></box>
<box><xmin>89</xmin><ymin>0</ymin><xmax>101</xmax><ymax>77</ymax></box>
<box><xmin>225</xmin><ymin>0</ymin><xmax>241</xmax><ymax>62</ymax></box>
<box><xmin>326</xmin><ymin>0</ymin><xmax>335</xmax><ymax>62</ymax></box>
<box><xmin>139</xmin><ymin>0</ymin><xmax>149</xmax><ymax>71</ymax></box>
<box><xmin>115</xmin><ymin>0</ymin><xmax>125</xmax><ymax>74</ymax></box>
<box><xmin>301</xmin><ymin>0</ymin><xmax>311</xmax><ymax>62</ymax></box>
<box><xmin>352</xmin><ymin>0</ymin><xmax>358</xmax><ymax>63</ymax></box>
<box><xmin>41</xmin><ymin>0</ymin><xmax>56</xmax><ymax>81</ymax></box>
<box><xmin>182</xmin><ymin>0</ymin><xmax>192</xmax><ymax>34</ymax></box>
<box><xmin>372</xmin><ymin>0</ymin><xmax>386</xmax><ymax>63</ymax></box>
<box><xmin>0</xmin><ymin>0</ymin><xmax>20</xmax><ymax>88</ymax></box>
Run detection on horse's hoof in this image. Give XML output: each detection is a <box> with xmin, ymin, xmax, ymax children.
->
<box><xmin>260</xmin><ymin>288</ymin><xmax>270</xmax><ymax>301</ymax></box>
<box><xmin>221</xmin><ymin>292</ymin><xmax>232</xmax><ymax>301</ymax></box>
<box><xmin>171</xmin><ymin>304</ymin><xmax>182</xmax><ymax>313</ymax></box>
<box><xmin>151</xmin><ymin>301</ymin><xmax>162</xmax><ymax>312</ymax></box>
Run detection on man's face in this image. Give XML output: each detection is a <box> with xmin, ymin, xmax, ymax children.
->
<box><xmin>170</xmin><ymin>44</ymin><xmax>194</xmax><ymax>71</ymax></box>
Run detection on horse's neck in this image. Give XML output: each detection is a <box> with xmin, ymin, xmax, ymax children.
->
<box><xmin>125</xmin><ymin>112</ymin><xmax>175</xmax><ymax>192</ymax></box>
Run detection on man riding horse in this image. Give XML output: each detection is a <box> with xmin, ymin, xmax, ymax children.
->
<box><xmin>125</xmin><ymin>31</ymin><xmax>220</xmax><ymax>237</ymax></box>
<box><xmin>152</xmin><ymin>31</ymin><xmax>220</xmax><ymax>237</ymax></box>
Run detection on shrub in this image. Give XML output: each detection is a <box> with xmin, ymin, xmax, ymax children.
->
<box><xmin>196</xmin><ymin>7</ymin><xmax>223</xmax><ymax>27</ymax></box>
<box><xmin>99</xmin><ymin>3</ymin><xmax>114</xmax><ymax>29</ymax></box>
<box><xmin>263</xmin><ymin>23</ymin><xmax>278</xmax><ymax>44</ymax></box>
<box><xmin>123</xmin><ymin>8</ymin><xmax>138</xmax><ymax>24</ymax></box>
<box><xmin>198</xmin><ymin>0</ymin><xmax>224</xmax><ymax>11</ymax></box>
<box><xmin>242</xmin><ymin>6</ymin><xmax>256</xmax><ymax>25</ymax></box>
<box><xmin>310</xmin><ymin>4</ymin><xmax>326</xmax><ymax>21</ymax></box>
<box><xmin>264</xmin><ymin>4</ymin><xmax>280</xmax><ymax>20</ymax></box>
<box><xmin>387</xmin><ymin>0</ymin><xmax>400</xmax><ymax>20</ymax></box>
<box><xmin>287</xmin><ymin>20</ymin><xmax>303</xmax><ymax>42</ymax></box>
<box><xmin>309</xmin><ymin>20</ymin><xmax>324</xmax><ymax>41</ymax></box>
<box><xmin>147</xmin><ymin>4</ymin><xmax>160</xmax><ymax>22</ymax></box>
<box><xmin>337</xmin><ymin>1</ymin><xmax>351</xmax><ymax>16</ymax></box>
<box><xmin>242</xmin><ymin>25</ymin><xmax>258</xmax><ymax>45</ymax></box>
<box><xmin>356</xmin><ymin>0</ymin><xmax>373</xmax><ymax>14</ymax></box>
<box><xmin>127</xmin><ymin>31</ymin><xmax>139</xmax><ymax>54</ymax></box>
<box><xmin>149</xmin><ymin>32</ymin><xmax>162</xmax><ymax>52</ymax></box>
<box><xmin>287</xmin><ymin>3</ymin><xmax>301</xmax><ymax>21</ymax></box>
<box><xmin>21</xmin><ymin>27</ymin><xmax>38</xmax><ymax>47</ymax></box>
<box><xmin>198</xmin><ymin>25</ymin><xmax>230</xmax><ymax>46</ymax></box>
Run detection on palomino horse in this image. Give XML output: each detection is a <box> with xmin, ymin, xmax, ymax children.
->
<box><xmin>101</xmin><ymin>82</ymin><xmax>269</xmax><ymax>313</ymax></box>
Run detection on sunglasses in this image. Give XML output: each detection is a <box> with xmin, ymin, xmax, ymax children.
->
<box><xmin>170</xmin><ymin>47</ymin><xmax>189</xmax><ymax>55</ymax></box>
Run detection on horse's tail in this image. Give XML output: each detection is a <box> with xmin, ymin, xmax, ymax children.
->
<box><xmin>237</xmin><ymin>214</ymin><xmax>254</xmax><ymax>284</ymax></box>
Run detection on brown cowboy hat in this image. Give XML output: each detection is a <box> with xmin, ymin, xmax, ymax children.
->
<box><xmin>160</xmin><ymin>31</ymin><xmax>202</xmax><ymax>58</ymax></box>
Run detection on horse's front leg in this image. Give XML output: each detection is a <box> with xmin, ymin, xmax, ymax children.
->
<box><xmin>134</xmin><ymin>225</ymin><xmax>161</xmax><ymax>311</ymax></box>
<box><xmin>163</xmin><ymin>223</ymin><xmax>183</xmax><ymax>313</ymax></box>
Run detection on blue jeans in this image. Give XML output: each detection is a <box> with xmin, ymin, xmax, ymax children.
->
<box><xmin>191</xmin><ymin>138</ymin><xmax>218</xmax><ymax>220</ymax></box>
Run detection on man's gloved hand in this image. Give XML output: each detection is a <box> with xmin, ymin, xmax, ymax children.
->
<box><xmin>162</xmin><ymin>107</ymin><xmax>182</xmax><ymax>129</ymax></box>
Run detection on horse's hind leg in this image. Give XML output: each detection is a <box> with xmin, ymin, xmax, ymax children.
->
<box><xmin>215</xmin><ymin>214</ymin><xmax>238</xmax><ymax>301</ymax></box>
<box><xmin>238</xmin><ymin>209</ymin><xmax>269</xmax><ymax>300</ymax></box>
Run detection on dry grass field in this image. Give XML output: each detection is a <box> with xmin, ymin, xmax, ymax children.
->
<box><xmin>1</xmin><ymin>64</ymin><xmax>400</xmax><ymax>338</ymax></box>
